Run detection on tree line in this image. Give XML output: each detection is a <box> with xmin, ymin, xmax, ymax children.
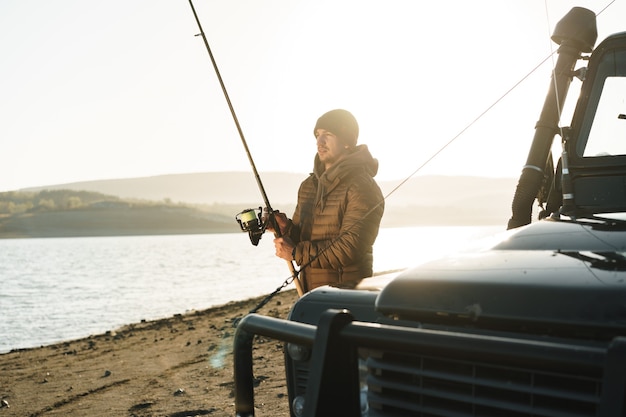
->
<box><xmin>0</xmin><ymin>190</ymin><xmax>175</xmax><ymax>215</ymax></box>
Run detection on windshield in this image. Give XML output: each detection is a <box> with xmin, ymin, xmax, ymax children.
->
<box><xmin>577</xmin><ymin>48</ymin><xmax>626</xmax><ymax>157</ymax></box>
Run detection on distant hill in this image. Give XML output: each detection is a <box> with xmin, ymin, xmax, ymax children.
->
<box><xmin>22</xmin><ymin>172</ymin><xmax>304</xmax><ymax>206</ymax></box>
<box><xmin>0</xmin><ymin>189</ymin><xmax>239</xmax><ymax>239</ymax></box>
<box><xmin>21</xmin><ymin>172</ymin><xmax>519</xmax><ymax>227</ymax></box>
<box><xmin>0</xmin><ymin>205</ymin><xmax>239</xmax><ymax>239</ymax></box>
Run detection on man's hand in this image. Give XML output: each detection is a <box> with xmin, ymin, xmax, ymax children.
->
<box><xmin>264</xmin><ymin>210</ymin><xmax>290</xmax><ymax>236</ymax></box>
<box><xmin>273</xmin><ymin>236</ymin><xmax>296</xmax><ymax>261</ymax></box>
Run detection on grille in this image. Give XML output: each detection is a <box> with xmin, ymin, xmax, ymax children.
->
<box><xmin>366</xmin><ymin>350</ymin><xmax>602</xmax><ymax>417</ymax></box>
<box><xmin>237</xmin><ymin>308</ymin><xmax>624</xmax><ymax>417</ymax></box>
<box><xmin>293</xmin><ymin>361</ymin><xmax>309</xmax><ymax>392</ymax></box>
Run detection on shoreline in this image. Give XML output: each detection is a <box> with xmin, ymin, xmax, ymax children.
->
<box><xmin>0</xmin><ymin>289</ymin><xmax>298</xmax><ymax>416</ymax></box>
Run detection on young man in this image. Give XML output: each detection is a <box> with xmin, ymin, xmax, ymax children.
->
<box><xmin>270</xmin><ymin>109</ymin><xmax>384</xmax><ymax>292</ymax></box>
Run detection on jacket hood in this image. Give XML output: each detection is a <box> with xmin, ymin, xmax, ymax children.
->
<box><xmin>312</xmin><ymin>144</ymin><xmax>379</xmax><ymax>209</ymax></box>
<box><xmin>313</xmin><ymin>144</ymin><xmax>379</xmax><ymax>179</ymax></box>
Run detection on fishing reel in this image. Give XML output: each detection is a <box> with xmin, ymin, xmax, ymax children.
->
<box><xmin>235</xmin><ymin>207</ymin><xmax>266</xmax><ymax>246</ymax></box>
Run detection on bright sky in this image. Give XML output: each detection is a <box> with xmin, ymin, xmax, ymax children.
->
<box><xmin>1</xmin><ymin>0</ymin><xmax>625</xmax><ymax>192</ymax></box>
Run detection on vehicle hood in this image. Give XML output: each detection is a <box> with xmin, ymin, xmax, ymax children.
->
<box><xmin>376</xmin><ymin>220</ymin><xmax>626</xmax><ymax>337</ymax></box>
<box><xmin>493</xmin><ymin>217</ymin><xmax>626</xmax><ymax>251</ymax></box>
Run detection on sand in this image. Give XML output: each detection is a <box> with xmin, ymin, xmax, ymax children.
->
<box><xmin>0</xmin><ymin>289</ymin><xmax>299</xmax><ymax>417</ymax></box>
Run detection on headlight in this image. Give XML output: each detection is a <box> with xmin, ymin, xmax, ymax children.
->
<box><xmin>359</xmin><ymin>357</ymin><xmax>369</xmax><ymax>415</ymax></box>
<box><xmin>292</xmin><ymin>395</ymin><xmax>305</xmax><ymax>417</ymax></box>
<box><xmin>287</xmin><ymin>343</ymin><xmax>311</xmax><ymax>362</ymax></box>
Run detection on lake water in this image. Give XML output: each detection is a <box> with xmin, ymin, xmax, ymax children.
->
<box><xmin>0</xmin><ymin>225</ymin><xmax>504</xmax><ymax>353</ymax></box>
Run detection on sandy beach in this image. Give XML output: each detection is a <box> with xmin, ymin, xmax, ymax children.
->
<box><xmin>0</xmin><ymin>289</ymin><xmax>298</xmax><ymax>417</ymax></box>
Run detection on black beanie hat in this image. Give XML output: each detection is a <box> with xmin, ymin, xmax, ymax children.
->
<box><xmin>313</xmin><ymin>109</ymin><xmax>359</xmax><ymax>147</ymax></box>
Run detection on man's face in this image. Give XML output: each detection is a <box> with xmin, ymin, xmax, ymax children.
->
<box><xmin>315</xmin><ymin>128</ymin><xmax>348</xmax><ymax>169</ymax></box>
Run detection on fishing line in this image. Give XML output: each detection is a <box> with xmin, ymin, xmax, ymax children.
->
<box><xmin>290</xmin><ymin>54</ymin><xmax>558</xmax><ymax>275</ymax></box>
<box><xmin>247</xmin><ymin>1</ymin><xmax>617</xmax><ymax>285</ymax></box>
<box><xmin>188</xmin><ymin>1</ymin><xmax>615</xmax><ymax>319</ymax></box>
<box><xmin>387</xmin><ymin>2</ymin><xmax>614</xmax><ymax>207</ymax></box>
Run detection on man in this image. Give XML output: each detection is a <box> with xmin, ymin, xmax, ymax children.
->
<box><xmin>270</xmin><ymin>109</ymin><xmax>384</xmax><ymax>292</ymax></box>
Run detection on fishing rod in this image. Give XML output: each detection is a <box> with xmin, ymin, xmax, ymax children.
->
<box><xmin>188</xmin><ymin>0</ymin><xmax>303</xmax><ymax>296</ymax></box>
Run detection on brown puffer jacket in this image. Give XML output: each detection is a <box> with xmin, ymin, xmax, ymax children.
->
<box><xmin>287</xmin><ymin>144</ymin><xmax>384</xmax><ymax>291</ymax></box>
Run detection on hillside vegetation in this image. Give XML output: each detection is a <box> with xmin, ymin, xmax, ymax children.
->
<box><xmin>0</xmin><ymin>190</ymin><xmax>240</xmax><ymax>239</ymax></box>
